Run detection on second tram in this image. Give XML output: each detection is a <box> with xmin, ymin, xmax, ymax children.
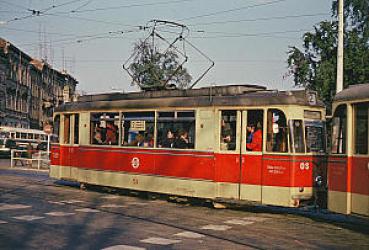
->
<box><xmin>328</xmin><ymin>83</ymin><xmax>369</xmax><ymax>216</ymax></box>
<box><xmin>50</xmin><ymin>85</ymin><xmax>327</xmax><ymax>207</ymax></box>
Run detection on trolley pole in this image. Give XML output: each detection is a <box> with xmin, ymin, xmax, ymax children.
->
<box><xmin>336</xmin><ymin>0</ymin><xmax>344</xmax><ymax>93</ymax></box>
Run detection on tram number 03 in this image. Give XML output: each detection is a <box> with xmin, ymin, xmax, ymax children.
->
<box><xmin>132</xmin><ymin>177</ymin><xmax>139</xmax><ymax>185</ymax></box>
<box><xmin>299</xmin><ymin>162</ymin><xmax>310</xmax><ymax>170</ymax></box>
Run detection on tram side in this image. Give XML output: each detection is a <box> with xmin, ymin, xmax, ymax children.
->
<box><xmin>50</xmin><ymin>88</ymin><xmax>327</xmax><ymax>208</ymax></box>
<box><xmin>328</xmin><ymin>84</ymin><xmax>369</xmax><ymax>216</ymax></box>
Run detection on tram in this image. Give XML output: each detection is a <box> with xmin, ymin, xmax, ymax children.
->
<box><xmin>328</xmin><ymin>83</ymin><xmax>369</xmax><ymax>216</ymax></box>
<box><xmin>50</xmin><ymin>84</ymin><xmax>327</xmax><ymax>208</ymax></box>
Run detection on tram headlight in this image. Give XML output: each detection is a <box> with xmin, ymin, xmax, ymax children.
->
<box><xmin>315</xmin><ymin>176</ymin><xmax>323</xmax><ymax>187</ymax></box>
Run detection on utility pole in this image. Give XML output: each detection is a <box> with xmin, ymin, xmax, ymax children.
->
<box><xmin>336</xmin><ymin>0</ymin><xmax>344</xmax><ymax>93</ymax></box>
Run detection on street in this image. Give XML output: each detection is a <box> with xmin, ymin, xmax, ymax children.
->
<box><xmin>0</xmin><ymin>160</ymin><xmax>368</xmax><ymax>250</ymax></box>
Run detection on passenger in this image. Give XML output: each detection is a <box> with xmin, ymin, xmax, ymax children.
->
<box><xmin>161</xmin><ymin>129</ymin><xmax>175</xmax><ymax>148</ymax></box>
<box><xmin>105</xmin><ymin>123</ymin><xmax>118</xmax><ymax>145</ymax></box>
<box><xmin>221</xmin><ymin>119</ymin><xmax>234</xmax><ymax>150</ymax></box>
<box><xmin>174</xmin><ymin>130</ymin><xmax>189</xmax><ymax>149</ymax></box>
<box><xmin>93</xmin><ymin>131</ymin><xmax>103</xmax><ymax>144</ymax></box>
<box><xmin>246</xmin><ymin>123</ymin><xmax>262</xmax><ymax>151</ymax></box>
<box><xmin>144</xmin><ymin>133</ymin><xmax>154</xmax><ymax>147</ymax></box>
<box><xmin>130</xmin><ymin>133</ymin><xmax>144</xmax><ymax>147</ymax></box>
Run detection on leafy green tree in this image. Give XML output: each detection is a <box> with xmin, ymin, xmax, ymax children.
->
<box><xmin>129</xmin><ymin>40</ymin><xmax>192</xmax><ymax>90</ymax></box>
<box><xmin>287</xmin><ymin>0</ymin><xmax>369</xmax><ymax>108</ymax></box>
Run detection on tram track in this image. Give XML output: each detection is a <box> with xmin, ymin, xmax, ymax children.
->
<box><xmin>0</xmin><ymin>171</ymin><xmax>267</xmax><ymax>249</ymax></box>
<box><xmin>1</xmin><ymin>169</ymin><xmax>368</xmax><ymax>240</ymax></box>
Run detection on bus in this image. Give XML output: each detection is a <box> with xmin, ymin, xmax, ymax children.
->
<box><xmin>0</xmin><ymin>126</ymin><xmax>51</xmax><ymax>158</ymax></box>
<box><xmin>50</xmin><ymin>84</ymin><xmax>327</xmax><ymax>208</ymax></box>
<box><xmin>328</xmin><ymin>83</ymin><xmax>369</xmax><ymax>216</ymax></box>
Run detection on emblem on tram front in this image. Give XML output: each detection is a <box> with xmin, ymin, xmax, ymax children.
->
<box><xmin>131</xmin><ymin>157</ymin><xmax>140</xmax><ymax>169</ymax></box>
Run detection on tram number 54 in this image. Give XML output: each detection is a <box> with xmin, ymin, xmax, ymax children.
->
<box><xmin>132</xmin><ymin>177</ymin><xmax>139</xmax><ymax>185</ymax></box>
<box><xmin>299</xmin><ymin>162</ymin><xmax>310</xmax><ymax>170</ymax></box>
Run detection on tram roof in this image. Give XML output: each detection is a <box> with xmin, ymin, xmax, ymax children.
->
<box><xmin>334</xmin><ymin>83</ymin><xmax>369</xmax><ymax>102</ymax></box>
<box><xmin>57</xmin><ymin>84</ymin><xmax>324</xmax><ymax>112</ymax></box>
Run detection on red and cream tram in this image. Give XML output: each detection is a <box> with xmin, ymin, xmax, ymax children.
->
<box><xmin>50</xmin><ymin>84</ymin><xmax>326</xmax><ymax>207</ymax></box>
<box><xmin>328</xmin><ymin>83</ymin><xmax>369</xmax><ymax>216</ymax></box>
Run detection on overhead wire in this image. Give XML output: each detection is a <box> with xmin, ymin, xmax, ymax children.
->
<box><xmin>65</xmin><ymin>0</ymin><xmax>198</xmax><ymax>13</ymax></box>
<box><xmin>177</xmin><ymin>0</ymin><xmax>289</xmax><ymax>22</ymax></box>
<box><xmin>186</xmin><ymin>13</ymin><xmax>330</xmax><ymax>27</ymax></box>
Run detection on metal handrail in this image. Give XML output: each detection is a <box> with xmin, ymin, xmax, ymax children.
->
<box><xmin>10</xmin><ymin>149</ymin><xmax>50</xmax><ymax>170</ymax></box>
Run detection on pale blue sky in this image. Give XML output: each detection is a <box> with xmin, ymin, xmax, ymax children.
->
<box><xmin>0</xmin><ymin>0</ymin><xmax>334</xmax><ymax>93</ymax></box>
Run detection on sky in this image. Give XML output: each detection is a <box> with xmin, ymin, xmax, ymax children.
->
<box><xmin>0</xmin><ymin>0</ymin><xmax>334</xmax><ymax>94</ymax></box>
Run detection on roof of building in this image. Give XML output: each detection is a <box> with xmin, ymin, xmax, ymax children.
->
<box><xmin>0</xmin><ymin>37</ymin><xmax>78</xmax><ymax>85</ymax></box>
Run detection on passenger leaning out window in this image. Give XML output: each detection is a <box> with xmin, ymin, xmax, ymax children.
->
<box><xmin>246</xmin><ymin>123</ymin><xmax>262</xmax><ymax>151</ymax></box>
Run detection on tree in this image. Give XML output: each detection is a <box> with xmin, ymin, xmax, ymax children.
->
<box><xmin>287</xmin><ymin>0</ymin><xmax>369</xmax><ymax>108</ymax></box>
<box><xmin>128</xmin><ymin>40</ymin><xmax>192</xmax><ymax>90</ymax></box>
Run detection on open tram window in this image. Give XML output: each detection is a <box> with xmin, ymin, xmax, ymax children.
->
<box><xmin>354</xmin><ymin>102</ymin><xmax>368</xmax><ymax>155</ymax></box>
<box><xmin>331</xmin><ymin>105</ymin><xmax>347</xmax><ymax>154</ymax></box>
<box><xmin>156</xmin><ymin>111</ymin><xmax>195</xmax><ymax>149</ymax></box>
<box><xmin>289</xmin><ymin>120</ymin><xmax>305</xmax><ymax>153</ymax></box>
<box><xmin>122</xmin><ymin>112</ymin><xmax>155</xmax><ymax>147</ymax></box>
<box><xmin>266</xmin><ymin>109</ymin><xmax>288</xmax><ymax>153</ymax></box>
<box><xmin>220</xmin><ymin>110</ymin><xmax>237</xmax><ymax>151</ymax></box>
<box><xmin>246</xmin><ymin>110</ymin><xmax>263</xmax><ymax>152</ymax></box>
<box><xmin>74</xmin><ymin>114</ymin><xmax>80</xmax><ymax>145</ymax></box>
<box><xmin>90</xmin><ymin>112</ymin><xmax>119</xmax><ymax>145</ymax></box>
<box><xmin>63</xmin><ymin>114</ymin><xmax>71</xmax><ymax>144</ymax></box>
<box><xmin>53</xmin><ymin>115</ymin><xmax>60</xmax><ymax>143</ymax></box>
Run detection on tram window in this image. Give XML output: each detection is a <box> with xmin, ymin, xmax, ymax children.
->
<box><xmin>74</xmin><ymin>114</ymin><xmax>80</xmax><ymax>144</ymax></box>
<box><xmin>289</xmin><ymin>120</ymin><xmax>305</xmax><ymax>153</ymax></box>
<box><xmin>63</xmin><ymin>114</ymin><xmax>71</xmax><ymax>144</ymax></box>
<box><xmin>220</xmin><ymin>110</ymin><xmax>237</xmax><ymax>151</ymax></box>
<box><xmin>90</xmin><ymin>112</ymin><xmax>119</xmax><ymax>145</ymax></box>
<box><xmin>354</xmin><ymin>102</ymin><xmax>368</xmax><ymax>155</ymax></box>
<box><xmin>122</xmin><ymin>112</ymin><xmax>155</xmax><ymax>147</ymax></box>
<box><xmin>246</xmin><ymin>110</ymin><xmax>263</xmax><ymax>152</ymax></box>
<box><xmin>53</xmin><ymin>115</ymin><xmax>60</xmax><ymax>143</ymax></box>
<box><xmin>266</xmin><ymin>109</ymin><xmax>288</xmax><ymax>153</ymax></box>
<box><xmin>156</xmin><ymin>111</ymin><xmax>195</xmax><ymax>149</ymax></box>
<box><xmin>331</xmin><ymin>105</ymin><xmax>347</xmax><ymax>154</ymax></box>
<box><xmin>305</xmin><ymin>121</ymin><xmax>325</xmax><ymax>153</ymax></box>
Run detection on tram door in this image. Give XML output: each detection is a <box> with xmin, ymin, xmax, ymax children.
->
<box><xmin>61</xmin><ymin>114</ymin><xmax>79</xmax><ymax>178</ymax></box>
<box><xmin>239</xmin><ymin>110</ymin><xmax>264</xmax><ymax>202</ymax></box>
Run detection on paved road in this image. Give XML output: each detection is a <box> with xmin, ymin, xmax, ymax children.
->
<box><xmin>0</xmin><ymin>166</ymin><xmax>368</xmax><ymax>250</ymax></box>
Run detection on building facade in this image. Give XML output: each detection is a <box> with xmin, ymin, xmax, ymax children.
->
<box><xmin>0</xmin><ymin>38</ymin><xmax>78</xmax><ymax>129</ymax></box>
